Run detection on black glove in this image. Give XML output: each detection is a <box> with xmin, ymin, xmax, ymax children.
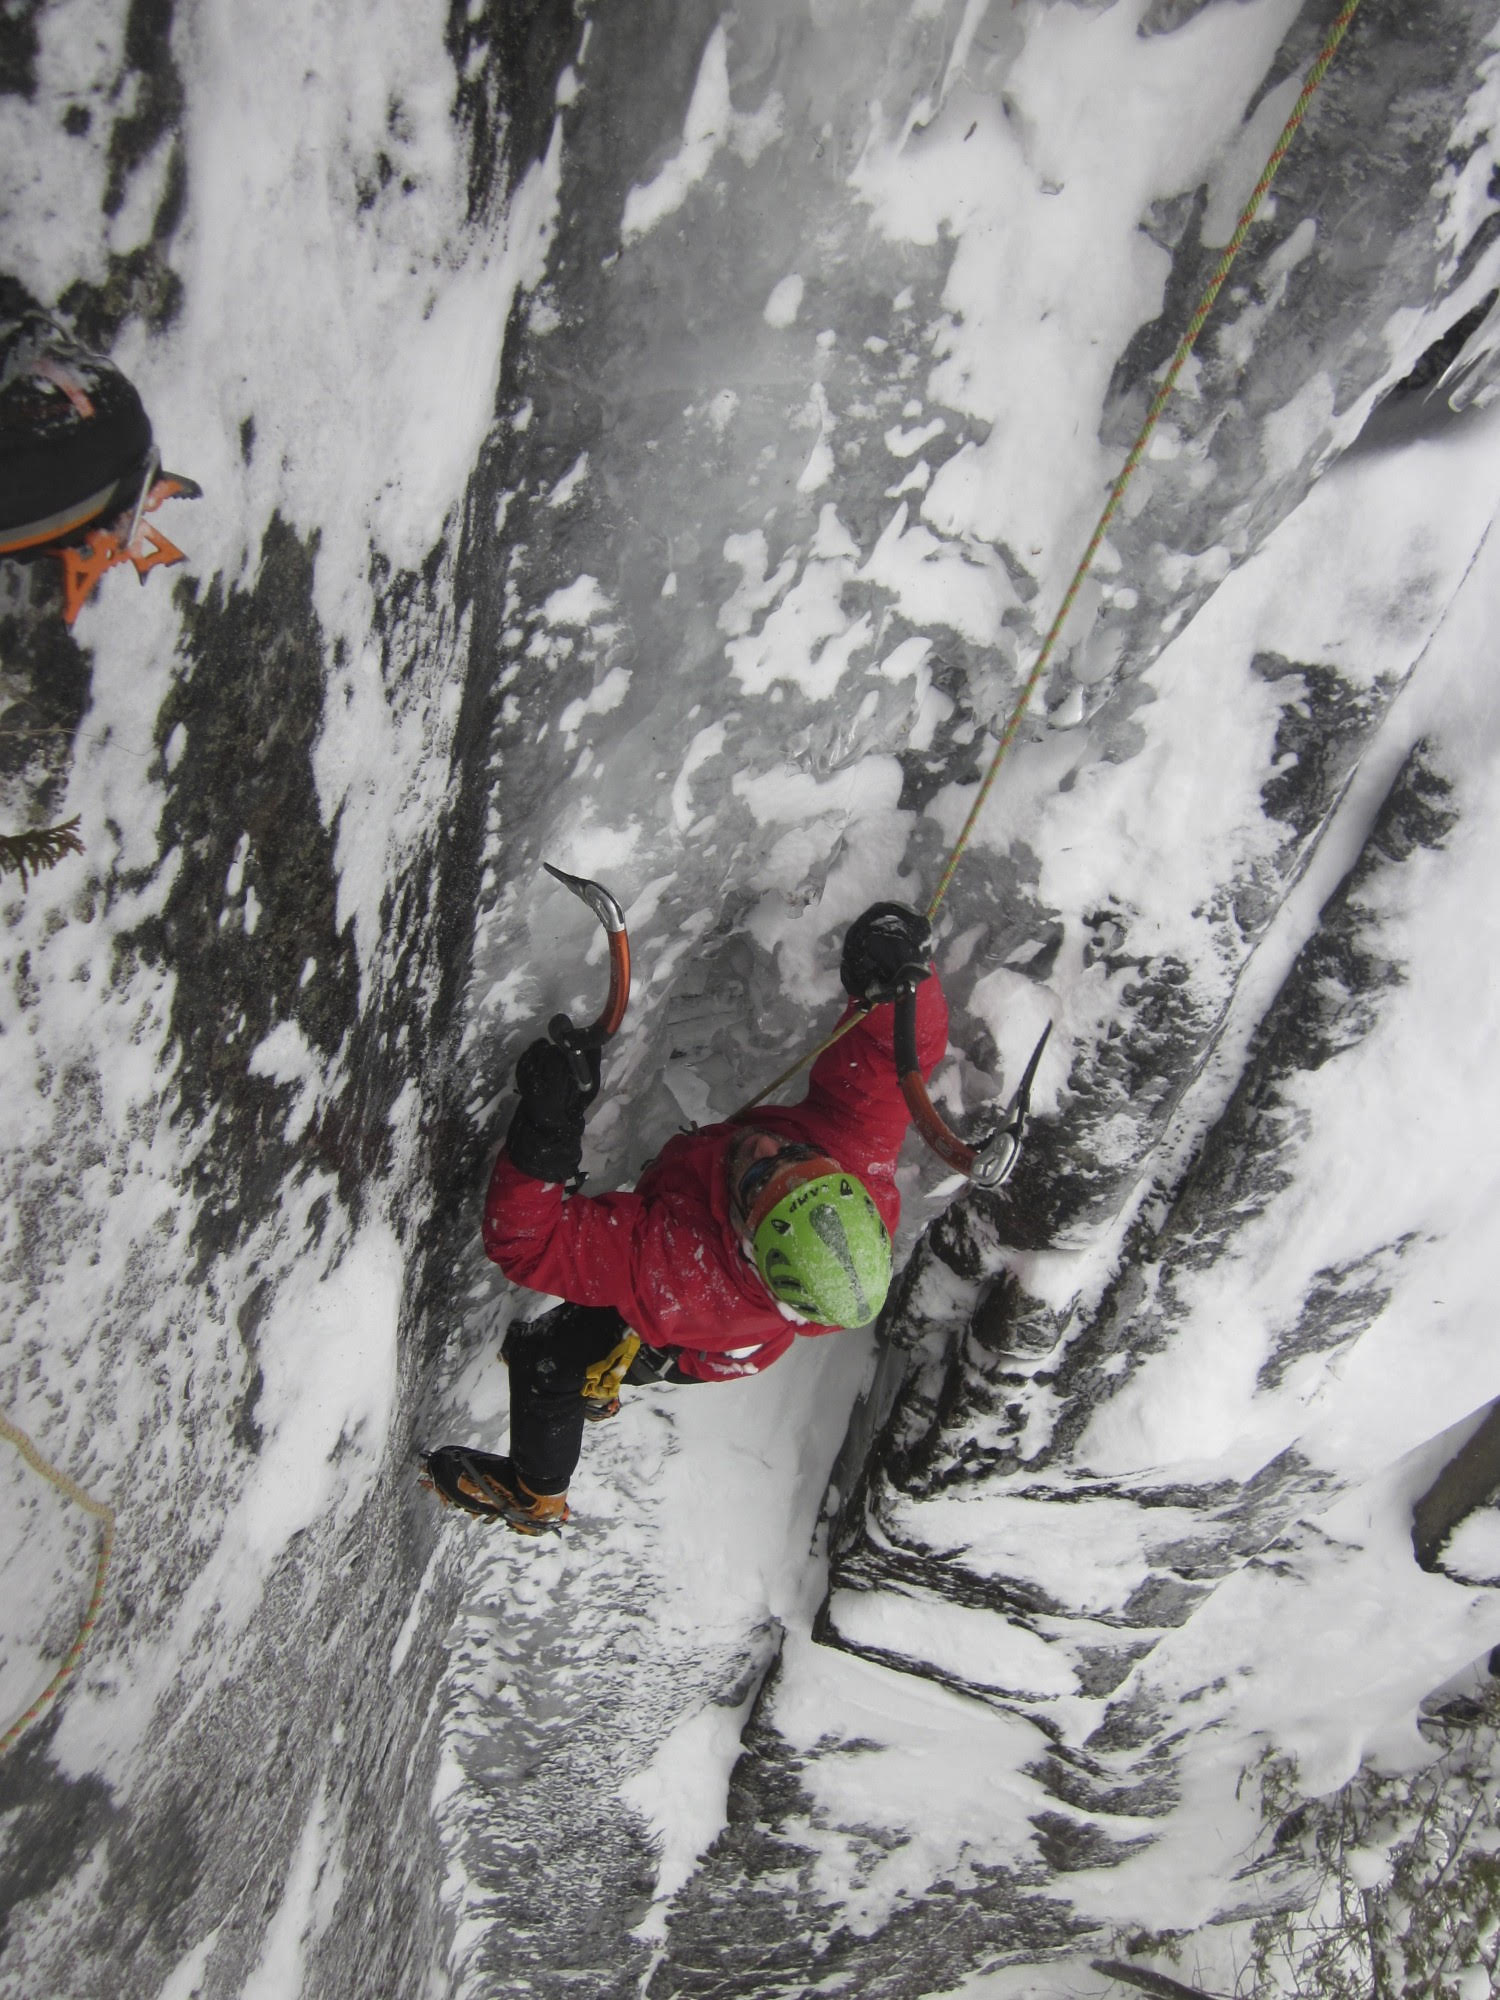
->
<box><xmin>504</xmin><ymin>1038</ymin><xmax>599</xmax><ymax>1184</ymax></box>
<box><xmin>840</xmin><ymin>902</ymin><xmax>932</xmax><ymax>1004</ymax></box>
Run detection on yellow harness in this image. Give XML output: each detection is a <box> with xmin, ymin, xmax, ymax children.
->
<box><xmin>581</xmin><ymin>1331</ymin><xmax>642</xmax><ymax>1418</ymax></box>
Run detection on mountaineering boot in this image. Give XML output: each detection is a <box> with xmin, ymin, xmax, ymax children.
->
<box><xmin>2</xmin><ymin>306</ymin><xmax>200</xmax><ymax>621</ymax></box>
<box><xmin>419</xmin><ymin>1447</ymin><xmax>570</xmax><ymax>1535</ymax></box>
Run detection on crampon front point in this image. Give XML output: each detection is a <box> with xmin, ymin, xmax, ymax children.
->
<box><xmin>53</xmin><ymin>470</ymin><xmax>202</xmax><ymax>625</ymax></box>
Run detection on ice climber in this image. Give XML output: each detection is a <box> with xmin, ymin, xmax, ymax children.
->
<box><xmin>421</xmin><ymin>901</ymin><xmax>947</xmax><ymax>1533</ymax></box>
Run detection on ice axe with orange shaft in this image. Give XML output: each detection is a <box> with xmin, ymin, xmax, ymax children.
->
<box><xmin>893</xmin><ymin>971</ymin><xmax>1051</xmax><ymax>1189</ymax></box>
<box><xmin>542</xmin><ymin>862</ymin><xmax>631</xmax><ymax>1092</ymax></box>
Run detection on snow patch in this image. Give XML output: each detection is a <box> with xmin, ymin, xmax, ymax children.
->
<box><xmin>542</xmin><ymin>573</ymin><xmax>612</xmax><ymax>626</ymax></box>
<box><xmin>619</xmin><ymin>1690</ymin><xmax>759</xmax><ymax>1937</ymax></box>
<box><xmin>620</xmin><ymin>24</ymin><xmax>731</xmax><ymax>241</ymax></box>
<box><xmin>763</xmin><ymin>273</ymin><xmax>805</xmax><ymax>329</ymax></box>
<box><xmin>240</xmin><ymin>1220</ymin><xmax>403</xmax><ymax>1562</ymax></box>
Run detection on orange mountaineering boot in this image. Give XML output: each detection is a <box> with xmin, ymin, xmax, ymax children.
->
<box><xmin>419</xmin><ymin>1447</ymin><xmax>570</xmax><ymax>1535</ymax></box>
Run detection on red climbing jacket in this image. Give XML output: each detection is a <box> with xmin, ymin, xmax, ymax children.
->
<box><xmin>482</xmin><ymin>973</ymin><xmax>949</xmax><ymax>1381</ymax></box>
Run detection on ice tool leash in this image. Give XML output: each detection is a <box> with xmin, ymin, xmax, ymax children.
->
<box><xmin>739</xmin><ymin>0</ymin><xmax>1367</xmax><ymax>1184</ymax></box>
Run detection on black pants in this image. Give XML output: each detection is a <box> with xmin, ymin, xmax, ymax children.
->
<box><xmin>501</xmin><ymin>1304</ymin><xmax>631</xmax><ymax>1494</ymax></box>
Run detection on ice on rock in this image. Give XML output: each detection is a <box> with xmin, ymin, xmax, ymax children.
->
<box><xmin>619</xmin><ymin>22</ymin><xmax>732</xmax><ymax>242</ymax></box>
<box><xmin>763</xmin><ymin>272</ymin><xmax>805</xmax><ymax>328</ymax></box>
<box><xmin>541</xmin><ymin>572</ymin><xmax>611</xmax><ymax>626</ymax></box>
<box><xmin>1440</xmin><ymin>1509</ymin><xmax>1500</xmax><ymax>1587</ymax></box>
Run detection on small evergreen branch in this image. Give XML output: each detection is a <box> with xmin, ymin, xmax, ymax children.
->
<box><xmin>0</xmin><ymin>815</ymin><xmax>84</xmax><ymax>888</ymax></box>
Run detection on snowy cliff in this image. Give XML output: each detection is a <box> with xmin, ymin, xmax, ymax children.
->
<box><xmin>4</xmin><ymin>2</ymin><xmax>1500</xmax><ymax>1997</ymax></box>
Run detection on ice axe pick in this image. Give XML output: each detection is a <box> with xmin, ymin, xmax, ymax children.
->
<box><xmin>542</xmin><ymin>862</ymin><xmax>631</xmax><ymax>1090</ymax></box>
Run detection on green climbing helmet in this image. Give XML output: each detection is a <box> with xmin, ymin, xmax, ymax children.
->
<box><xmin>751</xmin><ymin>1171</ymin><xmax>892</xmax><ymax>1328</ymax></box>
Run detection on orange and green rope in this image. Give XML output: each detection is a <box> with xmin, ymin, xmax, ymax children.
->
<box><xmin>925</xmin><ymin>0</ymin><xmax>1366</xmax><ymax>920</ymax></box>
<box><xmin>738</xmin><ymin>0</ymin><xmax>1364</xmax><ymax>1112</ymax></box>
<box><xmin>0</xmin><ymin>1410</ymin><xmax>115</xmax><ymax>1758</ymax></box>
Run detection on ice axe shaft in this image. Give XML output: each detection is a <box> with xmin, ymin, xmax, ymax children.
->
<box><xmin>543</xmin><ymin>863</ymin><xmax>631</xmax><ymax>1088</ymax></box>
<box><xmin>894</xmin><ymin>981</ymin><xmax>1051</xmax><ymax>1190</ymax></box>
<box><xmin>1004</xmin><ymin>1018</ymin><xmax>1052</xmax><ymax>1126</ymax></box>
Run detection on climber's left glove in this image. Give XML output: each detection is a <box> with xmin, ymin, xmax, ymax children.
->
<box><xmin>504</xmin><ymin>1038</ymin><xmax>599</xmax><ymax>1185</ymax></box>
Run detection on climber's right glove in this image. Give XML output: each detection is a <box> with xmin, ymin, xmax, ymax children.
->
<box><xmin>504</xmin><ymin>1038</ymin><xmax>599</xmax><ymax>1185</ymax></box>
<box><xmin>840</xmin><ymin>901</ymin><xmax>933</xmax><ymax>1006</ymax></box>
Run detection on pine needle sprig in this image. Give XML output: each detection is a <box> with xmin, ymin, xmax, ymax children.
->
<box><xmin>0</xmin><ymin>815</ymin><xmax>84</xmax><ymax>889</ymax></box>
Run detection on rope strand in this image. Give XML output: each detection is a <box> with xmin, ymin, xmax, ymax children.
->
<box><xmin>0</xmin><ymin>1410</ymin><xmax>115</xmax><ymax>1758</ymax></box>
<box><xmin>732</xmin><ymin>1005</ymin><xmax>869</xmax><ymax>1117</ymax></box>
<box><xmin>734</xmin><ymin>0</ymin><xmax>1363</xmax><ymax>1110</ymax></box>
<box><xmin>925</xmin><ymin>0</ymin><xmax>1365</xmax><ymax>921</ymax></box>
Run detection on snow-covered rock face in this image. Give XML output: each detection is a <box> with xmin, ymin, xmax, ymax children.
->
<box><xmin>429</xmin><ymin>0</ymin><xmax>1500</xmax><ymax>1986</ymax></box>
<box><xmin>7</xmin><ymin>0</ymin><xmax>1500</xmax><ymax>1995</ymax></box>
<box><xmin>0</xmin><ymin>1</ymin><xmax>568</xmax><ymax>1993</ymax></box>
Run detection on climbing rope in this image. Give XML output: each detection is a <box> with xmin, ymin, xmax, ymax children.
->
<box><xmin>736</xmin><ymin>1003</ymin><xmax>870</xmax><ymax>1114</ymax></box>
<box><xmin>0</xmin><ymin>1410</ymin><xmax>115</xmax><ymax>1758</ymax></box>
<box><xmin>738</xmin><ymin>0</ymin><xmax>1364</xmax><ymax>1113</ymax></box>
<box><xmin>925</xmin><ymin>0</ymin><xmax>1366</xmax><ymax>921</ymax></box>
